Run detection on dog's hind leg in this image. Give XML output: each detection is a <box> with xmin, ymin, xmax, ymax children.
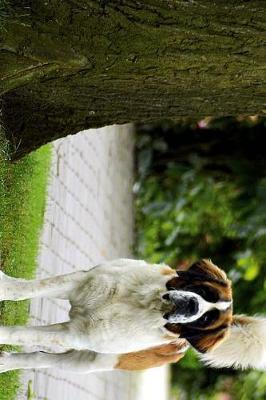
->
<box><xmin>0</xmin><ymin>350</ymin><xmax>118</xmax><ymax>373</ymax></box>
<box><xmin>0</xmin><ymin>270</ymin><xmax>89</xmax><ymax>301</ymax></box>
<box><xmin>0</xmin><ymin>343</ymin><xmax>187</xmax><ymax>373</ymax></box>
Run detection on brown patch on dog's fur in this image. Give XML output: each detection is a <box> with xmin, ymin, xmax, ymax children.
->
<box><xmin>167</xmin><ymin>259</ymin><xmax>232</xmax><ymax>302</ymax></box>
<box><xmin>163</xmin><ymin>332</ymin><xmax>182</xmax><ymax>340</ymax></box>
<box><xmin>160</xmin><ymin>266</ymin><xmax>176</xmax><ymax>276</ymax></box>
<box><xmin>166</xmin><ymin>276</ymin><xmax>184</xmax><ymax>290</ymax></box>
<box><xmin>166</xmin><ymin>309</ymin><xmax>232</xmax><ymax>354</ymax></box>
<box><xmin>164</xmin><ymin>323</ymin><xmax>182</xmax><ymax>335</ymax></box>
<box><xmin>204</xmin><ymin>310</ymin><xmax>232</xmax><ymax>331</ymax></box>
<box><xmin>165</xmin><ymin>319</ymin><xmax>231</xmax><ymax>354</ymax></box>
<box><xmin>166</xmin><ymin>275</ymin><xmax>231</xmax><ymax>303</ymax></box>
<box><xmin>188</xmin><ymin>327</ymin><xmax>229</xmax><ymax>353</ymax></box>
<box><xmin>191</xmin><ymin>259</ymin><xmax>228</xmax><ymax>282</ymax></box>
<box><xmin>204</xmin><ymin>281</ymin><xmax>232</xmax><ymax>302</ymax></box>
<box><xmin>232</xmin><ymin>314</ymin><xmax>256</xmax><ymax>326</ymax></box>
<box><xmin>115</xmin><ymin>342</ymin><xmax>186</xmax><ymax>370</ymax></box>
<box><xmin>177</xmin><ymin>259</ymin><xmax>228</xmax><ymax>282</ymax></box>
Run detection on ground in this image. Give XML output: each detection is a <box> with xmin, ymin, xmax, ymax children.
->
<box><xmin>15</xmin><ymin>125</ymin><xmax>168</xmax><ymax>400</ymax></box>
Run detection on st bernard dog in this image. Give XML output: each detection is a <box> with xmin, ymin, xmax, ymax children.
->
<box><xmin>0</xmin><ymin>259</ymin><xmax>265</xmax><ymax>373</ymax></box>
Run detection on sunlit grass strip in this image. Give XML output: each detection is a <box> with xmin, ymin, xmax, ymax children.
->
<box><xmin>0</xmin><ymin>133</ymin><xmax>51</xmax><ymax>399</ymax></box>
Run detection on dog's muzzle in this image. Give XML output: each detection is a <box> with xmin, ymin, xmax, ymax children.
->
<box><xmin>163</xmin><ymin>291</ymin><xmax>201</xmax><ymax>322</ymax></box>
<box><xmin>162</xmin><ymin>290</ymin><xmax>224</xmax><ymax>324</ymax></box>
<box><xmin>163</xmin><ymin>292</ymin><xmax>199</xmax><ymax>316</ymax></box>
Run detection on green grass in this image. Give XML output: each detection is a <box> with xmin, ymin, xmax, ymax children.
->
<box><xmin>0</xmin><ymin>131</ymin><xmax>51</xmax><ymax>399</ymax></box>
<box><xmin>27</xmin><ymin>380</ymin><xmax>36</xmax><ymax>400</ymax></box>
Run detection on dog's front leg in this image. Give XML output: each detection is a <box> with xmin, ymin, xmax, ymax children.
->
<box><xmin>0</xmin><ymin>322</ymin><xmax>75</xmax><ymax>349</ymax></box>
<box><xmin>0</xmin><ymin>350</ymin><xmax>118</xmax><ymax>373</ymax></box>
<box><xmin>0</xmin><ymin>270</ymin><xmax>88</xmax><ymax>301</ymax></box>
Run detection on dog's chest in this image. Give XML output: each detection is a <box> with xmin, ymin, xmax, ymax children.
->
<box><xmin>68</xmin><ymin>262</ymin><xmax>174</xmax><ymax>352</ymax></box>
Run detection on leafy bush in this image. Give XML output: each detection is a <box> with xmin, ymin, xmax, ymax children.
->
<box><xmin>135</xmin><ymin>117</ymin><xmax>266</xmax><ymax>399</ymax></box>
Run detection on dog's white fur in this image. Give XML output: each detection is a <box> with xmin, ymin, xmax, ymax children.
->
<box><xmin>0</xmin><ymin>259</ymin><xmax>265</xmax><ymax>373</ymax></box>
<box><xmin>0</xmin><ymin>259</ymin><xmax>174</xmax><ymax>353</ymax></box>
<box><xmin>201</xmin><ymin>315</ymin><xmax>266</xmax><ymax>370</ymax></box>
<box><xmin>0</xmin><ymin>259</ymin><xmax>183</xmax><ymax>373</ymax></box>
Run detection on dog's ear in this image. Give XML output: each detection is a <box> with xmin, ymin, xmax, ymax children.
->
<box><xmin>179</xmin><ymin>325</ymin><xmax>229</xmax><ymax>353</ymax></box>
<box><xmin>200</xmin><ymin>315</ymin><xmax>266</xmax><ymax>369</ymax></box>
<box><xmin>177</xmin><ymin>259</ymin><xmax>228</xmax><ymax>285</ymax></box>
<box><xmin>166</xmin><ymin>260</ymin><xmax>229</xmax><ymax>291</ymax></box>
<box><xmin>164</xmin><ymin>322</ymin><xmax>229</xmax><ymax>354</ymax></box>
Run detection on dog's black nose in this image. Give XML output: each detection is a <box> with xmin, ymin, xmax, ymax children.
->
<box><xmin>172</xmin><ymin>296</ymin><xmax>199</xmax><ymax>316</ymax></box>
<box><xmin>162</xmin><ymin>293</ymin><xmax>170</xmax><ymax>301</ymax></box>
<box><xmin>188</xmin><ymin>298</ymin><xmax>198</xmax><ymax>315</ymax></box>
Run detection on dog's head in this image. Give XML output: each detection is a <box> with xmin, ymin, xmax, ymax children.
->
<box><xmin>163</xmin><ymin>260</ymin><xmax>232</xmax><ymax>353</ymax></box>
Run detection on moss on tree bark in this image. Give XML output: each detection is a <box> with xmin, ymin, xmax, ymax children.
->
<box><xmin>0</xmin><ymin>0</ymin><xmax>266</xmax><ymax>157</ymax></box>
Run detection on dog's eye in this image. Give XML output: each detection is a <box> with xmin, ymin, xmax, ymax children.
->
<box><xmin>194</xmin><ymin>309</ymin><xmax>220</xmax><ymax>328</ymax></box>
<box><xmin>189</xmin><ymin>286</ymin><xmax>219</xmax><ymax>303</ymax></box>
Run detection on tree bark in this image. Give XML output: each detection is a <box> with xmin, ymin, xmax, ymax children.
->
<box><xmin>0</xmin><ymin>1</ymin><xmax>266</xmax><ymax>158</ymax></box>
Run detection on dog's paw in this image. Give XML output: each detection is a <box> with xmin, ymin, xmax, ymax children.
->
<box><xmin>0</xmin><ymin>272</ymin><xmax>12</xmax><ymax>301</ymax></box>
<box><xmin>0</xmin><ymin>271</ymin><xmax>6</xmax><ymax>281</ymax></box>
<box><xmin>0</xmin><ymin>351</ymin><xmax>11</xmax><ymax>362</ymax></box>
<box><xmin>0</xmin><ymin>271</ymin><xmax>14</xmax><ymax>281</ymax></box>
<box><xmin>0</xmin><ymin>351</ymin><xmax>21</xmax><ymax>373</ymax></box>
<box><xmin>0</xmin><ymin>351</ymin><xmax>12</xmax><ymax>373</ymax></box>
<box><xmin>0</xmin><ymin>271</ymin><xmax>18</xmax><ymax>300</ymax></box>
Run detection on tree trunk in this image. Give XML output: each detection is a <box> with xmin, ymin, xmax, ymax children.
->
<box><xmin>0</xmin><ymin>0</ymin><xmax>265</xmax><ymax>158</ymax></box>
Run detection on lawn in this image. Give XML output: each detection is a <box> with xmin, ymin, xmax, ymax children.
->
<box><xmin>0</xmin><ymin>131</ymin><xmax>51</xmax><ymax>399</ymax></box>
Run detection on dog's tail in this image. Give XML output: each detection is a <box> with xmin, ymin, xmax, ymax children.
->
<box><xmin>200</xmin><ymin>315</ymin><xmax>266</xmax><ymax>370</ymax></box>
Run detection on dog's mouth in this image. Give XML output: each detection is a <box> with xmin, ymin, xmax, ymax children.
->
<box><xmin>162</xmin><ymin>291</ymin><xmax>200</xmax><ymax>323</ymax></box>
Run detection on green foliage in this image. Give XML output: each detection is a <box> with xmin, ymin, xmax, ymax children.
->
<box><xmin>232</xmin><ymin>371</ymin><xmax>266</xmax><ymax>400</ymax></box>
<box><xmin>135</xmin><ymin>118</ymin><xmax>266</xmax><ymax>400</ymax></box>
<box><xmin>171</xmin><ymin>369</ymin><xmax>266</xmax><ymax>400</ymax></box>
<box><xmin>136</xmin><ymin>158</ymin><xmax>237</xmax><ymax>265</ymax></box>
